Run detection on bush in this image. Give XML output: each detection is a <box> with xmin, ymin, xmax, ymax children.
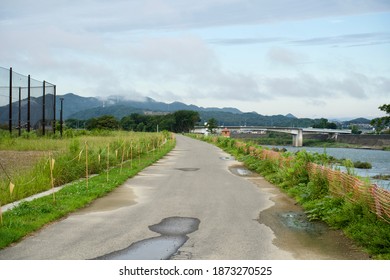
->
<box><xmin>353</xmin><ymin>161</ymin><xmax>372</xmax><ymax>169</ymax></box>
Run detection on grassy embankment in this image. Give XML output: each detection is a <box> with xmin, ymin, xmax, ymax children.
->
<box><xmin>0</xmin><ymin>130</ymin><xmax>175</xmax><ymax>249</ymax></box>
<box><xmin>194</xmin><ymin>134</ymin><xmax>390</xmax><ymax>259</ymax></box>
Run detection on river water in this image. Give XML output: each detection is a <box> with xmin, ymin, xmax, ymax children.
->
<box><xmin>263</xmin><ymin>145</ymin><xmax>390</xmax><ymax>190</ymax></box>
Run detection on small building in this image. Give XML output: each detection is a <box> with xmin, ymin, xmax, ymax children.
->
<box><xmin>221</xmin><ymin>127</ymin><xmax>230</xmax><ymax>137</ymax></box>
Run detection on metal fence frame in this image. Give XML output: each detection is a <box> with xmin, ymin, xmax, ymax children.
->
<box><xmin>0</xmin><ymin>67</ymin><xmax>57</xmax><ymax>135</ymax></box>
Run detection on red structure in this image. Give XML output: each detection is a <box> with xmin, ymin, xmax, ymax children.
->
<box><xmin>221</xmin><ymin>127</ymin><xmax>230</xmax><ymax>137</ymax></box>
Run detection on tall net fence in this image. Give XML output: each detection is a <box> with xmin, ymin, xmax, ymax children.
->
<box><xmin>0</xmin><ymin>67</ymin><xmax>56</xmax><ymax>135</ymax></box>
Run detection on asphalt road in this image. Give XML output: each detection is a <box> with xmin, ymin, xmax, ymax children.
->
<box><xmin>0</xmin><ymin>135</ymin><xmax>367</xmax><ymax>260</ymax></box>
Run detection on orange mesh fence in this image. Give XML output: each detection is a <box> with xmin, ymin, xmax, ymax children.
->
<box><xmin>307</xmin><ymin>162</ymin><xmax>390</xmax><ymax>223</ymax></box>
<box><xmin>230</xmin><ymin>139</ymin><xmax>390</xmax><ymax>223</ymax></box>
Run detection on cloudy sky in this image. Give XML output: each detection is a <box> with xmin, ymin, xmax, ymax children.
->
<box><xmin>1</xmin><ymin>0</ymin><xmax>390</xmax><ymax>119</ymax></box>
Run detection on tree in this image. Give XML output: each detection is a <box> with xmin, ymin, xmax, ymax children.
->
<box><xmin>120</xmin><ymin>115</ymin><xmax>137</xmax><ymax>131</ymax></box>
<box><xmin>65</xmin><ymin>118</ymin><xmax>86</xmax><ymax>129</ymax></box>
<box><xmin>350</xmin><ymin>125</ymin><xmax>361</xmax><ymax>134</ymax></box>
<box><xmin>313</xmin><ymin>118</ymin><xmax>328</xmax><ymax>128</ymax></box>
<box><xmin>326</xmin><ymin>122</ymin><xmax>338</xmax><ymax>129</ymax></box>
<box><xmin>173</xmin><ymin>110</ymin><xmax>200</xmax><ymax>133</ymax></box>
<box><xmin>86</xmin><ymin>115</ymin><xmax>119</xmax><ymax>130</ymax></box>
<box><xmin>370</xmin><ymin>104</ymin><xmax>390</xmax><ymax>133</ymax></box>
<box><xmin>205</xmin><ymin>118</ymin><xmax>218</xmax><ymax>133</ymax></box>
<box><xmin>313</xmin><ymin>118</ymin><xmax>338</xmax><ymax>129</ymax></box>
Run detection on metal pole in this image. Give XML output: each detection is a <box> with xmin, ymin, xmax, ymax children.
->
<box><xmin>53</xmin><ymin>85</ymin><xmax>56</xmax><ymax>134</ymax></box>
<box><xmin>18</xmin><ymin>87</ymin><xmax>21</xmax><ymax>136</ymax></box>
<box><xmin>27</xmin><ymin>75</ymin><xmax>31</xmax><ymax>132</ymax></box>
<box><xmin>42</xmin><ymin>80</ymin><xmax>45</xmax><ymax>136</ymax></box>
<box><xmin>9</xmin><ymin>67</ymin><xmax>12</xmax><ymax>134</ymax></box>
<box><xmin>60</xmin><ymin>98</ymin><xmax>64</xmax><ymax>137</ymax></box>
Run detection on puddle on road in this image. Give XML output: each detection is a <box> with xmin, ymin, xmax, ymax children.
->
<box><xmin>279</xmin><ymin>212</ymin><xmax>327</xmax><ymax>236</ymax></box>
<box><xmin>220</xmin><ymin>156</ymin><xmax>235</xmax><ymax>161</ymax></box>
<box><xmin>255</xmin><ymin>183</ymin><xmax>370</xmax><ymax>259</ymax></box>
<box><xmin>228</xmin><ymin>165</ymin><xmax>257</xmax><ymax>177</ymax></box>
<box><xmin>94</xmin><ymin>217</ymin><xmax>200</xmax><ymax>260</ymax></box>
<box><xmin>228</xmin><ymin>165</ymin><xmax>369</xmax><ymax>259</ymax></box>
<box><xmin>76</xmin><ymin>185</ymin><xmax>136</xmax><ymax>214</ymax></box>
<box><xmin>175</xmin><ymin>167</ymin><xmax>200</xmax><ymax>172</ymax></box>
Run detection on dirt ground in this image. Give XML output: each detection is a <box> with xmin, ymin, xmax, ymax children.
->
<box><xmin>0</xmin><ymin>150</ymin><xmax>48</xmax><ymax>179</ymax></box>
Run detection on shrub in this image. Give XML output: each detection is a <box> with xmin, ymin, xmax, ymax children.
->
<box><xmin>353</xmin><ymin>161</ymin><xmax>372</xmax><ymax>169</ymax></box>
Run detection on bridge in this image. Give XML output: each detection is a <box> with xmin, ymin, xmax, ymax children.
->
<box><xmin>193</xmin><ymin>126</ymin><xmax>352</xmax><ymax>147</ymax></box>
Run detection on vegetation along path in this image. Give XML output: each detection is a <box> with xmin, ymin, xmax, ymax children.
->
<box><xmin>0</xmin><ymin>135</ymin><xmax>371</xmax><ymax>259</ymax></box>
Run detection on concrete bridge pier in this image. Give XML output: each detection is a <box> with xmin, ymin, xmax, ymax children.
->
<box><xmin>292</xmin><ymin>129</ymin><xmax>303</xmax><ymax>147</ymax></box>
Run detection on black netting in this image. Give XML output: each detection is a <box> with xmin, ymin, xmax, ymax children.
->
<box><xmin>0</xmin><ymin>67</ymin><xmax>57</xmax><ymax>134</ymax></box>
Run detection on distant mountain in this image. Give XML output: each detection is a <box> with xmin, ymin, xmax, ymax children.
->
<box><xmin>59</xmin><ymin>94</ymin><xmax>318</xmax><ymax>127</ymax></box>
<box><xmin>58</xmin><ymin>93</ymin><xmax>101</xmax><ymax>119</ymax></box>
<box><xmin>63</xmin><ymin>94</ymin><xmax>314</xmax><ymax>127</ymax></box>
<box><xmin>197</xmin><ymin>111</ymin><xmax>314</xmax><ymax>127</ymax></box>
<box><xmin>342</xmin><ymin>118</ymin><xmax>371</xmax><ymax>125</ymax></box>
<box><xmin>0</xmin><ymin>92</ymin><xmax>372</xmax><ymax>129</ymax></box>
<box><xmin>68</xmin><ymin>104</ymin><xmax>143</xmax><ymax>120</ymax></box>
<box><xmin>65</xmin><ymin>95</ymin><xmax>244</xmax><ymax>119</ymax></box>
<box><xmin>285</xmin><ymin>113</ymin><xmax>297</xmax><ymax>119</ymax></box>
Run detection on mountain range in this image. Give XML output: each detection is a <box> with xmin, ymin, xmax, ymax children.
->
<box><xmin>0</xmin><ymin>93</ymin><xmax>371</xmax><ymax>128</ymax></box>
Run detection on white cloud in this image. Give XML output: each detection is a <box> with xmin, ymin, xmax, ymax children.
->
<box><xmin>261</xmin><ymin>72</ymin><xmax>390</xmax><ymax>100</ymax></box>
<box><xmin>3</xmin><ymin>0</ymin><xmax>390</xmax><ymax>32</ymax></box>
<box><xmin>1</xmin><ymin>0</ymin><xmax>389</xmax><ymax>117</ymax></box>
<box><xmin>267</xmin><ymin>47</ymin><xmax>309</xmax><ymax>66</ymax></box>
<box><xmin>127</xmin><ymin>35</ymin><xmax>219</xmax><ymax>79</ymax></box>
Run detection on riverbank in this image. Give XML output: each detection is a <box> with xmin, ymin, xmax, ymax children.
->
<box><xmin>260</xmin><ymin>145</ymin><xmax>390</xmax><ymax>190</ymax></box>
<box><xmin>232</xmin><ymin>132</ymin><xmax>390</xmax><ymax>150</ymax></box>
<box><xmin>303</xmin><ymin>134</ymin><xmax>390</xmax><ymax>151</ymax></box>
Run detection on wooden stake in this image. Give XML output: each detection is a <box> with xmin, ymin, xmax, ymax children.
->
<box><xmin>120</xmin><ymin>144</ymin><xmax>125</xmax><ymax>174</ymax></box>
<box><xmin>85</xmin><ymin>142</ymin><xmax>89</xmax><ymax>189</ymax></box>
<box><xmin>9</xmin><ymin>182</ymin><xmax>15</xmax><ymax>196</ymax></box>
<box><xmin>106</xmin><ymin>144</ymin><xmax>110</xmax><ymax>182</ymax></box>
<box><xmin>130</xmin><ymin>142</ymin><xmax>133</xmax><ymax>169</ymax></box>
<box><xmin>50</xmin><ymin>155</ymin><xmax>56</xmax><ymax>202</ymax></box>
<box><xmin>138</xmin><ymin>143</ymin><xmax>141</xmax><ymax>165</ymax></box>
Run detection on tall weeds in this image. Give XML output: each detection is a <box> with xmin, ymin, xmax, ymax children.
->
<box><xmin>0</xmin><ymin>131</ymin><xmax>171</xmax><ymax>205</ymax></box>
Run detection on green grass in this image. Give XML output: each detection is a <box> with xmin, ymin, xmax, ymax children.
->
<box><xmin>0</xmin><ymin>135</ymin><xmax>175</xmax><ymax>249</ymax></box>
<box><xmin>0</xmin><ymin>131</ymin><xmax>170</xmax><ymax>205</ymax></box>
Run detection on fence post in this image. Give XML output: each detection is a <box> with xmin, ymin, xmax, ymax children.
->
<box><xmin>18</xmin><ymin>87</ymin><xmax>21</xmax><ymax>136</ymax></box>
<box><xmin>53</xmin><ymin>85</ymin><xmax>56</xmax><ymax>134</ymax></box>
<box><xmin>27</xmin><ymin>75</ymin><xmax>31</xmax><ymax>132</ymax></box>
<box><xmin>9</xmin><ymin>67</ymin><xmax>12</xmax><ymax>134</ymax></box>
<box><xmin>42</xmin><ymin>81</ymin><xmax>46</xmax><ymax>135</ymax></box>
<box><xmin>60</xmin><ymin>97</ymin><xmax>64</xmax><ymax>137</ymax></box>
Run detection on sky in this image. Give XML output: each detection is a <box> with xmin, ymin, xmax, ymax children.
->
<box><xmin>1</xmin><ymin>0</ymin><xmax>390</xmax><ymax>119</ymax></box>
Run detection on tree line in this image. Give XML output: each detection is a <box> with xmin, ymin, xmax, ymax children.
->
<box><xmin>62</xmin><ymin>103</ymin><xmax>389</xmax><ymax>134</ymax></box>
<box><xmin>65</xmin><ymin>110</ymin><xmax>200</xmax><ymax>133</ymax></box>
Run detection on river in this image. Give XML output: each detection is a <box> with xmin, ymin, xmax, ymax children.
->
<box><xmin>263</xmin><ymin>145</ymin><xmax>390</xmax><ymax>190</ymax></box>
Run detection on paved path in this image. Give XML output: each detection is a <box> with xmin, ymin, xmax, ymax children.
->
<box><xmin>0</xmin><ymin>135</ymin><xmax>366</xmax><ymax>260</ymax></box>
